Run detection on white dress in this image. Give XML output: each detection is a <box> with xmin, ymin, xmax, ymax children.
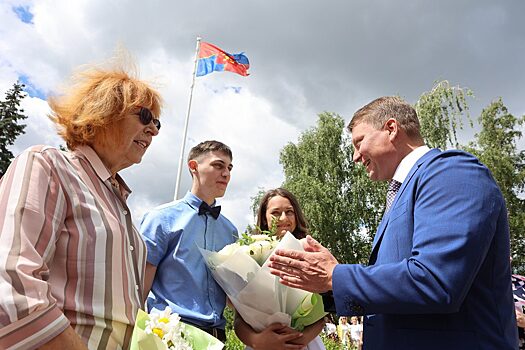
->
<box><xmin>350</xmin><ymin>323</ymin><xmax>363</xmax><ymax>342</ymax></box>
<box><xmin>305</xmin><ymin>336</ymin><xmax>326</xmax><ymax>350</ymax></box>
<box><xmin>339</xmin><ymin>323</ymin><xmax>351</xmax><ymax>345</ymax></box>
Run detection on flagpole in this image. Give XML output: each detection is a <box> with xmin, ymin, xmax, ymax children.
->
<box><xmin>174</xmin><ymin>37</ymin><xmax>201</xmax><ymax>201</ymax></box>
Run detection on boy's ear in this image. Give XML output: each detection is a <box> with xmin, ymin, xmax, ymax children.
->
<box><xmin>188</xmin><ymin>160</ymin><xmax>198</xmax><ymax>173</ymax></box>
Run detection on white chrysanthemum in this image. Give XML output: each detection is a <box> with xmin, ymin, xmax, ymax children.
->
<box><xmin>167</xmin><ymin>335</ymin><xmax>193</xmax><ymax>350</ymax></box>
<box><xmin>145</xmin><ymin>307</ymin><xmax>192</xmax><ymax>349</ymax></box>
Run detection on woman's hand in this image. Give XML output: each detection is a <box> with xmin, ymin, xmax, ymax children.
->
<box><xmin>234</xmin><ymin>311</ymin><xmax>305</xmax><ymax>350</ymax></box>
<box><xmin>286</xmin><ymin>318</ymin><xmax>325</xmax><ymax>346</ymax></box>
<box><xmin>250</xmin><ymin>323</ymin><xmax>305</xmax><ymax>350</ymax></box>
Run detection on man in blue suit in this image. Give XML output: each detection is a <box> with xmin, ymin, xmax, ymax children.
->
<box><xmin>269</xmin><ymin>96</ymin><xmax>518</xmax><ymax>349</ymax></box>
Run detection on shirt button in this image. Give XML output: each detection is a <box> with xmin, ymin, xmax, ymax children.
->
<box><xmin>123</xmin><ymin>210</ymin><xmax>128</xmax><ymax>215</ymax></box>
<box><xmin>135</xmin><ymin>284</ymin><xmax>140</xmax><ymax>290</ymax></box>
<box><xmin>129</xmin><ymin>245</ymin><xmax>134</xmax><ymax>251</ymax></box>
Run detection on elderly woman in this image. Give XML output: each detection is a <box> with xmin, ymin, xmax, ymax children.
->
<box><xmin>0</xmin><ymin>63</ymin><xmax>162</xmax><ymax>349</ymax></box>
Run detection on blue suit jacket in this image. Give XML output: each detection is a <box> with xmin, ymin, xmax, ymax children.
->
<box><xmin>330</xmin><ymin>149</ymin><xmax>518</xmax><ymax>349</ymax></box>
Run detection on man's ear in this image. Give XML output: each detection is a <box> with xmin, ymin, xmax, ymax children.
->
<box><xmin>384</xmin><ymin>118</ymin><xmax>398</xmax><ymax>140</ymax></box>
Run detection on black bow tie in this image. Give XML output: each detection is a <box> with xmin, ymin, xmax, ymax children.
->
<box><xmin>198</xmin><ymin>202</ymin><xmax>221</xmax><ymax>219</ymax></box>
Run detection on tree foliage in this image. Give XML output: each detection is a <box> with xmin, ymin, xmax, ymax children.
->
<box><xmin>463</xmin><ymin>99</ymin><xmax>525</xmax><ymax>273</ymax></box>
<box><xmin>0</xmin><ymin>82</ymin><xmax>27</xmax><ymax>177</ymax></box>
<box><xmin>415</xmin><ymin>80</ymin><xmax>473</xmax><ymax>149</ymax></box>
<box><xmin>223</xmin><ymin>306</ymin><xmax>245</xmax><ymax>349</ymax></box>
<box><xmin>280</xmin><ymin>112</ymin><xmax>384</xmax><ymax>264</ymax></box>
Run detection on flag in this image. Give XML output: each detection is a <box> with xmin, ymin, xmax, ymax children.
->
<box><xmin>196</xmin><ymin>42</ymin><xmax>249</xmax><ymax>77</ymax></box>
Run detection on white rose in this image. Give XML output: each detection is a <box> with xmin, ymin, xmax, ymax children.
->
<box><xmin>238</xmin><ymin>245</ymin><xmax>253</xmax><ymax>256</ymax></box>
<box><xmin>257</xmin><ymin>239</ymin><xmax>277</xmax><ymax>265</ymax></box>
<box><xmin>250</xmin><ymin>234</ymin><xmax>272</xmax><ymax>242</ymax></box>
<box><xmin>218</xmin><ymin>242</ymin><xmax>240</xmax><ymax>257</ymax></box>
<box><xmin>249</xmin><ymin>239</ymin><xmax>277</xmax><ymax>265</ymax></box>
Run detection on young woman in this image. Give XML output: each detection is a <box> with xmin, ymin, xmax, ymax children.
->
<box><xmin>349</xmin><ymin>316</ymin><xmax>363</xmax><ymax>350</ymax></box>
<box><xmin>234</xmin><ymin>188</ymin><xmax>326</xmax><ymax>350</ymax></box>
<box><xmin>337</xmin><ymin>316</ymin><xmax>351</xmax><ymax>350</ymax></box>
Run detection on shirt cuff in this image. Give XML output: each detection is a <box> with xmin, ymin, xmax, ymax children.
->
<box><xmin>0</xmin><ymin>304</ymin><xmax>70</xmax><ymax>349</ymax></box>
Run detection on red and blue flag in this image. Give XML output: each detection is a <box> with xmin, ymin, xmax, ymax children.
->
<box><xmin>196</xmin><ymin>42</ymin><xmax>249</xmax><ymax>77</ymax></box>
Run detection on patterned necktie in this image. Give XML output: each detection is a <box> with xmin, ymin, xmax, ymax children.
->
<box><xmin>385</xmin><ymin>179</ymin><xmax>402</xmax><ymax>212</ymax></box>
<box><xmin>198</xmin><ymin>201</ymin><xmax>221</xmax><ymax>219</ymax></box>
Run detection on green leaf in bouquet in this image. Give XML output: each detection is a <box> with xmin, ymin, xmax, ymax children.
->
<box><xmin>291</xmin><ymin>293</ymin><xmax>328</xmax><ymax>331</ymax></box>
<box><xmin>254</xmin><ymin>217</ymin><xmax>279</xmax><ymax>237</ymax></box>
<box><xmin>236</xmin><ymin>217</ymin><xmax>279</xmax><ymax>246</ymax></box>
<box><xmin>238</xmin><ymin>231</ymin><xmax>255</xmax><ymax>246</ymax></box>
<box><xmin>267</xmin><ymin>216</ymin><xmax>279</xmax><ymax>237</ymax></box>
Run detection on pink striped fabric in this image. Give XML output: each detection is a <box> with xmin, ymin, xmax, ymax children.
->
<box><xmin>0</xmin><ymin>145</ymin><xmax>146</xmax><ymax>349</ymax></box>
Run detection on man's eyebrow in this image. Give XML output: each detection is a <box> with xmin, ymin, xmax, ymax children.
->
<box><xmin>211</xmin><ymin>159</ymin><xmax>225</xmax><ymax>164</ymax></box>
<box><xmin>211</xmin><ymin>159</ymin><xmax>233</xmax><ymax>169</ymax></box>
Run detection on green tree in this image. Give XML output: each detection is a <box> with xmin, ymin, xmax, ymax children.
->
<box><xmin>280</xmin><ymin>112</ymin><xmax>384</xmax><ymax>264</ymax></box>
<box><xmin>415</xmin><ymin>80</ymin><xmax>473</xmax><ymax>149</ymax></box>
<box><xmin>0</xmin><ymin>82</ymin><xmax>27</xmax><ymax>177</ymax></box>
<box><xmin>223</xmin><ymin>307</ymin><xmax>245</xmax><ymax>349</ymax></box>
<box><xmin>463</xmin><ymin>99</ymin><xmax>525</xmax><ymax>273</ymax></box>
<box><xmin>250</xmin><ymin>187</ymin><xmax>266</xmax><ymax>220</ymax></box>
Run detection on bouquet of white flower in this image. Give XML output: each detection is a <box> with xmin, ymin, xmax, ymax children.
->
<box><xmin>200</xmin><ymin>231</ymin><xmax>326</xmax><ymax>333</ymax></box>
<box><xmin>216</xmin><ymin>232</ymin><xmax>279</xmax><ymax>266</ymax></box>
<box><xmin>130</xmin><ymin>307</ymin><xmax>224</xmax><ymax>350</ymax></box>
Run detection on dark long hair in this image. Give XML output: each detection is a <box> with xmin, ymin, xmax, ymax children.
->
<box><xmin>256</xmin><ymin>188</ymin><xmax>308</xmax><ymax>239</ymax></box>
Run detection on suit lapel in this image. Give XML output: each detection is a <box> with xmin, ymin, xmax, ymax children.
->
<box><xmin>368</xmin><ymin>149</ymin><xmax>440</xmax><ymax>265</ymax></box>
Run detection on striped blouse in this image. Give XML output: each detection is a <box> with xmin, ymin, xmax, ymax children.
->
<box><xmin>0</xmin><ymin>145</ymin><xmax>146</xmax><ymax>349</ymax></box>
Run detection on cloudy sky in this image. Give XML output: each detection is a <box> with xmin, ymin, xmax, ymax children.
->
<box><xmin>2</xmin><ymin>0</ymin><xmax>524</xmax><ymax>230</ymax></box>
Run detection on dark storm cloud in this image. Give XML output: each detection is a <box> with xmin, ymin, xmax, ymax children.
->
<box><xmin>100</xmin><ymin>0</ymin><xmax>524</xmax><ymax>123</ymax></box>
<box><xmin>72</xmin><ymin>0</ymin><xmax>525</xmax><ymax>125</ymax></box>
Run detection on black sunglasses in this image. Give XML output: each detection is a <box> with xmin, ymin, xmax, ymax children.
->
<box><xmin>137</xmin><ymin>107</ymin><xmax>161</xmax><ymax>130</ymax></box>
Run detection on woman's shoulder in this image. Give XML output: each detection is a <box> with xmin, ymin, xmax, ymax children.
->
<box><xmin>2</xmin><ymin>146</ymin><xmax>72</xmax><ymax>188</ymax></box>
<box><xmin>15</xmin><ymin>145</ymin><xmax>72</xmax><ymax>171</ymax></box>
<box><xmin>20</xmin><ymin>145</ymin><xmax>65</xmax><ymax>157</ymax></box>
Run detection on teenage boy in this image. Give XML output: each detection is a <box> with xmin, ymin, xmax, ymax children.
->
<box><xmin>140</xmin><ymin>140</ymin><xmax>237</xmax><ymax>342</ymax></box>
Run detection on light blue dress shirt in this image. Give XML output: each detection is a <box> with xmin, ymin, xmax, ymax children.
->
<box><xmin>140</xmin><ymin>192</ymin><xmax>237</xmax><ymax>329</ymax></box>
